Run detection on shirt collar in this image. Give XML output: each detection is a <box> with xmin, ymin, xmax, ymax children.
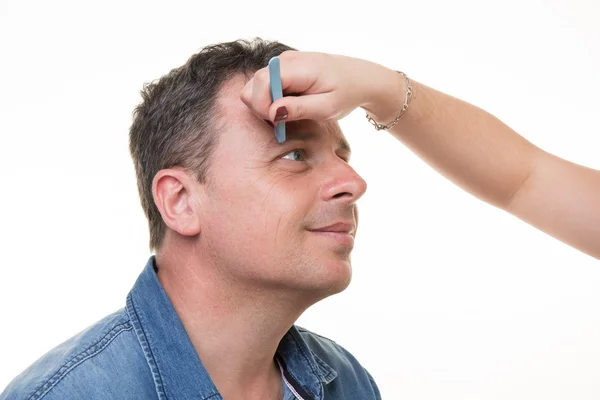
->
<box><xmin>276</xmin><ymin>328</ymin><xmax>338</xmax><ymax>399</ymax></box>
<box><xmin>126</xmin><ymin>256</ymin><xmax>337</xmax><ymax>400</ymax></box>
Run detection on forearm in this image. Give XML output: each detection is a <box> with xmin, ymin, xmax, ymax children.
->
<box><xmin>361</xmin><ymin>67</ymin><xmax>600</xmax><ymax>259</ymax></box>
<box><xmin>363</xmin><ymin>70</ymin><xmax>537</xmax><ymax>209</ymax></box>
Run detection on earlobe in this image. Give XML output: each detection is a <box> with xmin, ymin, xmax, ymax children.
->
<box><xmin>152</xmin><ymin>168</ymin><xmax>201</xmax><ymax>238</ymax></box>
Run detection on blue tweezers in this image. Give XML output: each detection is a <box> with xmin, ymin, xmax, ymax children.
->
<box><xmin>268</xmin><ymin>56</ymin><xmax>286</xmax><ymax>143</ymax></box>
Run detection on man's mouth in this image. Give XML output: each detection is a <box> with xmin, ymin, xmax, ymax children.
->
<box><xmin>310</xmin><ymin>221</ymin><xmax>355</xmax><ymax>235</ymax></box>
<box><xmin>309</xmin><ymin>221</ymin><xmax>355</xmax><ymax>246</ymax></box>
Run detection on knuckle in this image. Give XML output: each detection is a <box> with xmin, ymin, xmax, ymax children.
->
<box><xmin>240</xmin><ymin>86</ymin><xmax>251</xmax><ymax>104</ymax></box>
<box><xmin>254</xmin><ymin>68</ymin><xmax>268</xmax><ymax>82</ymax></box>
<box><xmin>280</xmin><ymin>50</ymin><xmax>297</xmax><ymax>60</ymax></box>
<box><xmin>324</xmin><ymin>97</ymin><xmax>339</xmax><ymax>120</ymax></box>
<box><xmin>294</xmin><ymin>102</ymin><xmax>304</xmax><ymax>119</ymax></box>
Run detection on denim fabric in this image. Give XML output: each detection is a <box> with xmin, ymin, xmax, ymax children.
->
<box><xmin>1</xmin><ymin>257</ymin><xmax>381</xmax><ymax>400</ymax></box>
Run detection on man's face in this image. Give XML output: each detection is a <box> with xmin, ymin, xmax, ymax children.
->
<box><xmin>194</xmin><ymin>75</ymin><xmax>367</xmax><ymax>297</ymax></box>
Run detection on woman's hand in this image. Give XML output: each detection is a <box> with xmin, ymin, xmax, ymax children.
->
<box><xmin>239</xmin><ymin>50</ymin><xmax>402</xmax><ymax>124</ymax></box>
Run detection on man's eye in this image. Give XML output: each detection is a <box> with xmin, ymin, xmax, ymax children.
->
<box><xmin>281</xmin><ymin>150</ymin><xmax>305</xmax><ymax>162</ymax></box>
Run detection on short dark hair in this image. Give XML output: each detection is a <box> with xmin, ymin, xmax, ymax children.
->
<box><xmin>129</xmin><ymin>38</ymin><xmax>297</xmax><ymax>251</ymax></box>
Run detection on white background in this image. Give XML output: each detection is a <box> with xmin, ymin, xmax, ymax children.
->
<box><xmin>1</xmin><ymin>0</ymin><xmax>599</xmax><ymax>398</ymax></box>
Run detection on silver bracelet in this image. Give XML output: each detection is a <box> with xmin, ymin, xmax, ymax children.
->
<box><xmin>365</xmin><ymin>71</ymin><xmax>413</xmax><ymax>131</ymax></box>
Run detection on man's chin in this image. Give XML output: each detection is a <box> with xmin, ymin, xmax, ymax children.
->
<box><xmin>301</xmin><ymin>258</ymin><xmax>353</xmax><ymax>298</ymax></box>
<box><xmin>258</xmin><ymin>256</ymin><xmax>352</xmax><ymax>299</ymax></box>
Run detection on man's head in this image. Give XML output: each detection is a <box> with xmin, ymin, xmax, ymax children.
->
<box><xmin>129</xmin><ymin>38</ymin><xmax>367</xmax><ymax>297</ymax></box>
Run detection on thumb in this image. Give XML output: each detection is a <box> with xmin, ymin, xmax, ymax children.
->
<box><xmin>269</xmin><ymin>93</ymin><xmax>337</xmax><ymax>123</ymax></box>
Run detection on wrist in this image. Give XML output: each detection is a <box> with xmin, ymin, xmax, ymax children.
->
<box><xmin>361</xmin><ymin>67</ymin><xmax>408</xmax><ymax>125</ymax></box>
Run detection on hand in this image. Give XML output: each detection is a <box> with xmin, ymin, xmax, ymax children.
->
<box><xmin>240</xmin><ymin>50</ymin><xmax>400</xmax><ymax>124</ymax></box>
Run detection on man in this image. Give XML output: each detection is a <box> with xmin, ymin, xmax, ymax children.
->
<box><xmin>4</xmin><ymin>33</ymin><xmax>600</xmax><ymax>400</ymax></box>
<box><xmin>1</xmin><ymin>39</ymin><xmax>380</xmax><ymax>400</ymax></box>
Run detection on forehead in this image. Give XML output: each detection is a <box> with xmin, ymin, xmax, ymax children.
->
<box><xmin>216</xmin><ymin>73</ymin><xmax>348</xmax><ymax>148</ymax></box>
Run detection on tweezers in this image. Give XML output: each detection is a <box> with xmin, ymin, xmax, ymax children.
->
<box><xmin>268</xmin><ymin>56</ymin><xmax>286</xmax><ymax>143</ymax></box>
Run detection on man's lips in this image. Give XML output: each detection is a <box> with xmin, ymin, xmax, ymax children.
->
<box><xmin>309</xmin><ymin>222</ymin><xmax>356</xmax><ymax>247</ymax></box>
<box><xmin>309</xmin><ymin>222</ymin><xmax>355</xmax><ymax>235</ymax></box>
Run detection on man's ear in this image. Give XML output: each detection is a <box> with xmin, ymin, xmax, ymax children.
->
<box><xmin>152</xmin><ymin>168</ymin><xmax>202</xmax><ymax>238</ymax></box>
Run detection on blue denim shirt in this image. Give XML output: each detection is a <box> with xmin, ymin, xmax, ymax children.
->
<box><xmin>1</xmin><ymin>257</ymin><xmax>381</xmax><ymax>400</ymax></box>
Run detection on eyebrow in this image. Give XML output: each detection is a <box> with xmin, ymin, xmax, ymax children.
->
<box><xmin>285</xmin><ymin>130</ymin><xmax>352</xmax><ymax>156</ymax></box>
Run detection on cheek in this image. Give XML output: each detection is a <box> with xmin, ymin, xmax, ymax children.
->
<box><xmin>216</xmin><ymin>172</ymin><xmax>313</xmax><ymax>242</ymax></box>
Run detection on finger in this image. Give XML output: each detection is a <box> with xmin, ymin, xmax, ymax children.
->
<box><xmin>243</xmin><ymin>53</ymin><xmax>316</xmax><ymax>105</ymax></box>
<box><xmin>250</xmin><ymin>68</ymin><xmax>273</xmax><ymax>120</ymax></box>
<box><xmin>240</xmin><ymin>53</ymin><xmax>322</xmax><ymax>120</ymax></box>
<box><xmin>240</xmin><ymin>78</ymin><xmax>253</xmax><ymax>108</ymax></box>
<box><xmin>269</xmin><ymin>93</ymin><xmax>338</xmax><ymax>123</ymax></box>
<box><xmin>278</xmin><ymin>51</ymin><xmax>321</xmax><ymax>95</ymax></box>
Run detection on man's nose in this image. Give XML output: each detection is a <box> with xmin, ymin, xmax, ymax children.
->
<box><xmin>319</xmin><ymin>161</ymin><xmax>367</xmax><ymax>204</ymax></box>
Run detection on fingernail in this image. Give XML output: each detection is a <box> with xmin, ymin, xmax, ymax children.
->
<box><xmin>263</xmin><ymin>119</ymin><xmax>275</xmax><ymax>128</ymax></box>
<box><xmin>274</xmin><ymin>106</ymin><xmax>288</xmax><ymax>122</ymax></box>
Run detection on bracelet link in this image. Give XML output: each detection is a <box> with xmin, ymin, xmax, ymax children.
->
<box><xmin>365</xmin><ymin>71</ymin><xmax>413</xmax><ymax>131</ymax></box>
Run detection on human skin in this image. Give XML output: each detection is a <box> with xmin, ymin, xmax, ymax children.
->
<box><xmin>241</xmin><ymin>50</ymin><xmax>600</xmax><ymax>260</ymax></box>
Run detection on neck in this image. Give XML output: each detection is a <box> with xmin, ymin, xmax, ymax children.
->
<box><xmin>155</xmin><ymin>244</ymin><xmax>313</xmax><ymax>400</ymax></box>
